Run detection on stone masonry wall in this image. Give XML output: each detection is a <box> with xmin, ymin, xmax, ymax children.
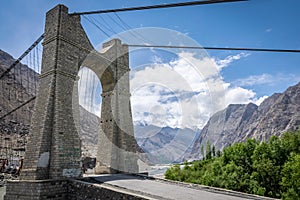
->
<box><xmin>68</xmin><ymin>180</ymin><xmax>148</xmax><ymax>200</ymax></box>
<box><xmin>4</xmin><ymin>179</ymin><xmax>149</xmax><ymax>200</ymax></box>
<box><xmin>20</xmin><ymin>4</ymin><xmax>93</xmax><ymax>180</ymax></box>
<box><xmin>4</xmin><ymin>180</ymin><xmax>68</xmax><ymax>200</ymax></box>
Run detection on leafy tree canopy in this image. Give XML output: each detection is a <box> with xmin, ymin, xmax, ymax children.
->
<box><xmin>165</xmin><ymin>130</ymin><xmax>300</xmax><ymax>199</ymax></box>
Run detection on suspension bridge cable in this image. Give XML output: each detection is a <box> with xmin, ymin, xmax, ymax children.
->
<box><xmin>90</xmin><ymin>15</ymin><xmax>116</xmax><ymax>35</ymax></box>
<box><xmin>109</xmin><ymin>13</ymin><xmax>128</xmax><ymax>31</ymax></box>
<box><xmin>127</xmin><ymin>44</ymin><xmax>300</xmax><ymax>53</ymax></box>
<box><xmin>83</xmin><ymin>15</ymin><xmax>111</xmax><ymax>37</ymax></box>
<box><xmin>107</xmin><ymin>13</ymin><xmax>146</xmax><ymax>42</ymax></box>
<box><xmin>90</xmin><ymin>72</ymin><xmax>96</xmax><ymax>113</ymax></box>
<box><xmin>0</xmin><ymin>96</ymin><xmax>36</xmax><ymax>121</ymax></box>
<box><xmin>71</xmin><ymin>0</ymin><xmax>248</xmax><ymax>15</ymax></box>
<box><xmin>81</xmin><ymin>7</ymin><xmax>300</xmax><ymax>54</ymax></box>
<box><xmin>0</xmin><ymin>34</ymin><xmax>44</xmax><ymax>80</ymax></box>
<box><xmin>113</xmin><ymin>12</ymin><xmax>156</xmax><ymax>45</ymax></box>
<box><xmin>33</xmin><ymin>47</ymin><xmax>36</xmax><ymax>94</ymax></box>
<box><xmin>97</xmin><ymin>15</ymin><xmax>118</xmax><ymax>35</ymax></box>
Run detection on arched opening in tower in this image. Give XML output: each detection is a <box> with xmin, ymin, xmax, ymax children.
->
<box><xmin>77</xmin><ymin>66</ymin><xmax>102</xmax><ymax>174</ymax></box>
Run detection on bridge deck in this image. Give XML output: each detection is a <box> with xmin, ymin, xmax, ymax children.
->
<box><xmin>83</xmin><ymin>174</ymin><xmax>275</xmax><ymax>200</ymax></box>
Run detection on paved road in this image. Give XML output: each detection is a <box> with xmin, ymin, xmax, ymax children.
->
<box><xmin>88</xmin><ymin>174</ymin><xmax>269</xmax><ymax>200</ymax></box>
<box><xmin>0</xmin><ymin>186</ymin><xmax>5</xmax><ymax>200</ymax></box>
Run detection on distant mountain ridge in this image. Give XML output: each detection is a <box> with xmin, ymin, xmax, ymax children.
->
<box><xmin>183</xmin><ymin>81</ymin><xmax>300</xmax><ymax>161</ymax></box>
<box><xmin>135</xmin><ymin>124</ymin><xmax>200</xmax><ymax>164</ymax></box>
<box><xmin>79</xmin><ymin>105</ymin><xmax>201</xmax><ymax>164</ymax></box>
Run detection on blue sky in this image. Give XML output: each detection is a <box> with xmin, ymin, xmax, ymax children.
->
<box><xmin>1</xmin><ymin>0</ymin><xmax>300</xmax><ymax>129</ymax></box>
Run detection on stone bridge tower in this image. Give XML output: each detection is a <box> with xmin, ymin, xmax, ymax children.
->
<box><xmin>5</xmin><ymin>4</ymin><xmax>137</xmax><ymax>200</ymax></box>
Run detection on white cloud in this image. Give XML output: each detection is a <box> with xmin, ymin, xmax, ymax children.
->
<box><xmin>233</xmin><ymin>73</ymin><xmax>273</xmax><ymax>86</ymax></box>
<box><xmin>254</xmin><ymin>96</ymin><xmax>269</xmax><ymax>105</ymax></box>
<box><xmin>265</xmin><ymin>28</ymin><xmax>272</xmax><ymax>32</ymax></box>
<box><xmin>234</xmin><ymin>73</ymin><xmax>300</xmax><ymax>87</ymax></box>
<box><xmin>77</xmin><ymin>52</ymin><xmax>272</xmax><ymax>130</ymax></box>
<box><xmin>130</xmin><ymin>52</ymin><xmax>263</xmax><ymax>130</ymax></box>
<box><xmin>223</xmin><ymin>85</ymin><xmax>267</xmax><ymax>106</ymax></box>
<box><xmin>215</xmin><ymin>52</ymin><xmax>250</xmax><ymax>70</ymax></box>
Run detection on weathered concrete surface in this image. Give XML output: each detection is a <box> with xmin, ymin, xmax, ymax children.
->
<box><xmin>86</xmin><ymin>174</ymin><xmax>276</xmax><ymax>200</ymax></box>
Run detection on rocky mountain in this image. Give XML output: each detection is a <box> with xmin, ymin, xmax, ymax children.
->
<box><xmin>135</xmin><ymin>125</ymin><xmax>200</xmax><ymax>164</ymax></box>
<box><xmin>0</xmin><ymin>49</ymin><xmax>38</xmax><ymax>124</ymax></box>
<box><xmin>0</xmin><ymin>49</ymin><xmax>38</xmax><ymax>156</ymax></box>
<box><xmin>184</xmin><ymin>82</ymin><xmax>300</xmax><ymax>161</ymax></box>
<box><xmin>0</xmin><ymin>49</ymin><xmax>98</xmax><ymax>159</ymax></box>
<box><xmin>79</xmin><ymin>105</ymin><xmax>200</xmax><ymax>164</ymax></box>
<box><xmin>78</xmin><ymin>105</ymin><xmax>100</xmax><ymax>158</ymax></box>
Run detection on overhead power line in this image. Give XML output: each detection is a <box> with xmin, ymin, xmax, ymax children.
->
<box><xmin>0</xmin><ymin>34</ymin><xmax>44</xmax><ymax>80</ymax></box>
<box><xmin>70</xmin><ymin>0</ymin><xmax>248</xmax><ymax>15</ymax></box>
<box><xmin>127</xmin><ymin>44</ymin><xmax>300</xmax><ymax>53</ymax></box>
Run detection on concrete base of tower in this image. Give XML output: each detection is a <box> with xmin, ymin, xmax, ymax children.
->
<box><xmin>94</xmin><ymin>163</ymin><xmax>119</xmax><ymax>174</ymax></box>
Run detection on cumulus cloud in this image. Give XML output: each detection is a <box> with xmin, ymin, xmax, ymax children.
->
<box><xmin>77</xmin><ymin>52</ymin><xmax>270</xmax><ymax>130</ymax></box>
<box><xmin>130</xmin><ymin>52</ymin><xmax>263</xmax><ymax>130</ymax></box>
<box><xmin>223</xmin><ymin>84</ymin><xmax>267</xmax><ymax>106</ymax></box>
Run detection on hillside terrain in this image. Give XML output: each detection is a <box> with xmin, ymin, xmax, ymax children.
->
<box><xmin>184</xmin><ymin>81</ymin><xmax>300</xmax><ymax>161</ymax></box>
<box><xmin>135</xmin><ymin>124</ymin><xmax>200</xmax><ymax>164</ymax></box>
<box><xmin>0</xmin><ymin>49</ymin><xmax>37</xmax><ymax>156</ymax></box>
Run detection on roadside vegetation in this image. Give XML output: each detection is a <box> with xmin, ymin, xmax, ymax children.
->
<box><xmin>165</xmin><ymin>130</ymin><xmax>300</xmax><ymax>199</ymax></box>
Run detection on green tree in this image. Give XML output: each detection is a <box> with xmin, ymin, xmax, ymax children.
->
<box><xmin>216</xmin><ymin>150</ymin><xmax>222</xmax><ymax>157</ymax></box>
<box><xmin>221</xmin><ymin>161</ymin><xmax>250</xmax><ymax>192</ymax></box>
<box><xmin>206</xmin><ymin>140</ymin><xmax>212</xmax><ymax>160</ymax></box>
<box><xmin>200</xmin><ymin>144</ymin><xmax>204</xmax><ymax>160</ymax></box>
<box><xmin>201</xmin><ymin>159</ymin><xmax>223</xmax><ymax>187</ymax></box>
<box><xmin>281</xmin><ymin>153</ymin><xmax>300</xmax><ymax>200</ymax></box>
<box><xmin>281</xmin><ymin>130</ymin><xmax>300</xmax><ymax>155</ymax></box>
<box><xmin>212</xmin><ymin>145</ymin><xmax>216</xmax><ymax>157</ymax></box>
<box><xmin>251</xmin><ymin>142</ymin><xmax>281</xmax><ymax>198</ymax></box>
<box><xmin>165</xmin><ymin>164</ymin><xmax>181</xmax><ymax>181</ymax></box>
<box><xmin>164</xmin><ymin>130</ymin><xmax>300</xmax><ymax>199</ymax></box>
